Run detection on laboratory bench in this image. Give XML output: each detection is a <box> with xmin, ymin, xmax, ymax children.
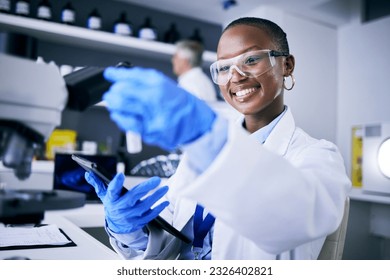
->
<box><xmin>349</xmin><ymin>187</ymin><xmax>390</xmax><ymax>205</ymax></box>
<box><xmin>0</xmin><ymin>175</ymin><xmax>149</xmax><ymax>260</ymax></box>
<box><xmin>344</xmin><ymin>187</ymin><xmax>390</xmax><ymax>259</ymax></box>
<box><xmin>2</xmin><ymin>158</ymin><xmax>390</xmax><ymax>260</ymax></box>
<box><xmin>0</xmin><ymin>204</ymin><xmax>120</xmax><ymax>260</ymax></box>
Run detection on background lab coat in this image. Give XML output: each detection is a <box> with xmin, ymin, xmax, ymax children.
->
<box><xmin>110</xmin><ymin>107</ymin><xmax>351</xmax><ymax>259</ymax></box>
<box><xmin>178</xmin><ymin>67</ymin><xmax>217</xmax><ymax>102</ymax></box>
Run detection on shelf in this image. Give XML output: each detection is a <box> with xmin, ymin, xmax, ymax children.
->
<box><xmin>0</xmin><ymin>13</ymin><xmax>216</xmax><ymax>65</ymax></box>
<box><xmin>349</xmin><ymin>187</ymin><xmax>390</xmax><ymax>205</ymax></box>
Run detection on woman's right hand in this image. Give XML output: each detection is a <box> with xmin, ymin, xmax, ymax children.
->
<box><xmin>85</xmin><ymin>172</ymin><xmax>169</xmax><ymax>233</ymax></box>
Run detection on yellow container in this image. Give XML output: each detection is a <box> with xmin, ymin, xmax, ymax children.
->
<box><xmin>45</xmin><ymin>129</ymin><xmax>77</xmax><ymax>160</ymax></box>
<box><xmin>351</xmin><ymin>126</ymin><xmax>363</xmax><ymax>187</ymax></box>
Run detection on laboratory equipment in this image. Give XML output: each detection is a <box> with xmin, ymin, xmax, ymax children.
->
<box><xmin>130</xmin><ymin>153</ymin><xmax>181</xmax><ymax>177</ymax></box>
<box><xmin>362</xmin><ymin>123</ymin><xmax>390</xmax><ymax>195</ymax></box>
<box><xmin>0</xmin><ymin>53</ymin><xmax>120</xmax><ymax>223</ymax></box>
<box><xmin>113</xmin><ymin>12</ymin><xmax>132</xmax><ymax>36</ymax></box>
<box><xmin>0</xmin><ymin>0</ymin><xmax>11</xmax><ymax>13</ymax></box>
<box><xmin>15</xmin><ymin>0</ymin><xmax>30</xmax><ymax>17</ymax></box>
<box><xmin>37</xmin><ymin>0</ymin><xmax>52</xmax><ymax>21</ymax></box>
<box><xmin>0</xmin><ymin>189</ymin><xmax>85</xmax><ymax>224</ymax></box>
<box><xmin>0</xmin><ymin>54</ymin><xmax>67</xmax><ymax>180</ymax></box>
<box><xmin>61</xmin><ymin>1</ymin><xmax>75</xmax><ymax>25</ymax></box>
<box><xmin>138</xmin><ymin>17</ymin><xmax>157</xmax><ymax>40</ymax></box>
<box><xmin>87</xmin><ymin>8</ymin><xmax>102</xmax><ymax>30</ymax></box>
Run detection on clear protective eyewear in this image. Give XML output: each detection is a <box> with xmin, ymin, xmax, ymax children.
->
<box><xmin>210</xmin><ymin>49</ymin><xmax>289</xmax><ymax>85</ymax></box>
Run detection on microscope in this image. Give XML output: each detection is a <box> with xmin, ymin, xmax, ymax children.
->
<box><xmin>0</xmin><ymin>53</ymin><xmax>110</xmax><ymax>224</ymax></box>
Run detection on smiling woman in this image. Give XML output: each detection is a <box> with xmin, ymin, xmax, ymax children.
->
<box><xmin>81</xmin><ymin>16</ymin><xmax>351</xmax><ymax>260</ymax></box>
<box><xmin>215</xmin><ymin>19</ymin><xmax>295</xmax><ymax>131</ymax></box>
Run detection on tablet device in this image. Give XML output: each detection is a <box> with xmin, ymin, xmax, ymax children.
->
<box><xmin>71</xmin><ymin>154</ymin><xmax>191</xmax><ymax>244</ymax></box>
<box><xmin>53</xmin><ymin>153</ymin><xmax>117</xmax><ymax>202</ymax></box>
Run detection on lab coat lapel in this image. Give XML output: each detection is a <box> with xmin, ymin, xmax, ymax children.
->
<box><xmin>164</xmin><ymin>155</ymin><xmax>198</xmax><ymax>231</ymax></box>
<box><xmin>170</xmin><ymin>107</ymin><xmax>296</xmax><ymax>246</ymax></box>
<box><xmin>263</xmin><ymin>107</ymin><xmax>295</xmax><ymax>156</ymax></box>
<box><xmin>173</xmin><ymin>198</ymin><xmax>197</xmax><ymax>231</ymax></box>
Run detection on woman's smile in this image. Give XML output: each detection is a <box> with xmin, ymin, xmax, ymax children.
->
<box><xmin>235</xmin><ymin>87</ymin><xmax>258</xmax><ymax>97</ymax></box>
<box><xmin>230</xmin><ymin>85</ymin><xmax>260</xmax><ymax>103</ymax></box>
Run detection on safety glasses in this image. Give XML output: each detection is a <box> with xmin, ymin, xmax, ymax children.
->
<box><xmin>210</xmin><ymin>49</ymin><xmax>289</xmax><ymax>85</ymax></box>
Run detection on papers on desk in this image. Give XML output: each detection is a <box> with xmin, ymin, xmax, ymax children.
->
<box><xmin>0</xmin><ymin>224</ymin><xmax>76</xmax><ymax>250</ymax></box>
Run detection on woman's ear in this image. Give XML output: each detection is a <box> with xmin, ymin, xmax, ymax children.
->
<box><xmin>284</xmin><ymin>55</ymin><xmax>295</xmax><ymax>76</ymax></box>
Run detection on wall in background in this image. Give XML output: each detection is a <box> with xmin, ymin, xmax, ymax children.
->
<box><xmin>336</xmin><ymin>15</ymin><xmax>390</xmax><ymax>259</ymax></box>
<box><xmin>337</xmin><ymin>15</ymin><xmax>390</xmax><ymax>178</ymax></box>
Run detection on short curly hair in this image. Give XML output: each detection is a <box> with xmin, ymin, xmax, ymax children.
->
<box><xmin>223</xmin><ymin>17</ymin><xmax>290</xmax><ymax>54</ymax></box>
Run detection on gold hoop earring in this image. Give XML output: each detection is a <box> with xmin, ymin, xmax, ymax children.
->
<box><xmin>283</xmin><ymin>74</ymin><xmax>295</xmax><ymax>91</ymax></box>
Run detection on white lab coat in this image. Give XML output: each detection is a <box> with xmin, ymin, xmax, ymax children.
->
<box><xmin>110</xmin><ymin>107</ymin><xmax>351</xmax><ymax>259</ymax></box>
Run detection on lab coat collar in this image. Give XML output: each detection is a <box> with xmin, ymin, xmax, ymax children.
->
<box><xmin>236</xmin><ymin>106</ymin><xmax>295</xmax><ymax>157</ymax></box>
<box><xmin>263</xmin><ymin>106</ymin><xmax>295</xmax><ymax>157</ymax></box>
<box><xmin>174</xmin><ymin>198</ymin><xmax>197</xmax><ymax>231</ymax></box>
<box><xmin>165</xmin><ymin>157</ymin><xmax>199</xmax><ymax>231</ymax></box>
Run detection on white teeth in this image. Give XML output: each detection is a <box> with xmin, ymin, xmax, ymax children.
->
<box><xmin>235</xmin><ymin>88</ymin><xmax>256</xmax><ymax>97</ymax></box>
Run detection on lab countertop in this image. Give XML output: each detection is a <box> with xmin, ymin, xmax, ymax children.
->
<box><xmin>0</xmin><ymin>175</ymin><xmax>153</xmax><ymax>260</ymax></box>
<box><xmin>1</xmin><ymin>182</ymin><xmax>388</xmax><ymax>260</ymax></box>
<box><xmin>349</xmin><ymin>187</ymin><xmax>390</xmax><ymax>205</ymax></box>
<box><xmin>0</xmin><ymin>204</ymin><xmax>120</xmax><ymax>260</ymax></box>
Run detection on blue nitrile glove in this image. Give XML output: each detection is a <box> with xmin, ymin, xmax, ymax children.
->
<box><xmin>103</xmin><ymin>67</ymin><xmax>216</xmax><ymax>151</ymax></box>
<box><xmin>85</xmin><ymin>172</ymin><xmax>169</xmax><ymax>234</ymax></box>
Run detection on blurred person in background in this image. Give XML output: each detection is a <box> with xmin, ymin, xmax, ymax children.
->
<box><xmin>172</xmin><ymin>39</ymin><xmax>218</xmax><ymax>102</ymax></box>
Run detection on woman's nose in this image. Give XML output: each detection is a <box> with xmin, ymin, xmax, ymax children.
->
<box><xmin>229</xmin><ymin>65</ymin><xmax>247</xmax><ymax>82</ymax></box>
